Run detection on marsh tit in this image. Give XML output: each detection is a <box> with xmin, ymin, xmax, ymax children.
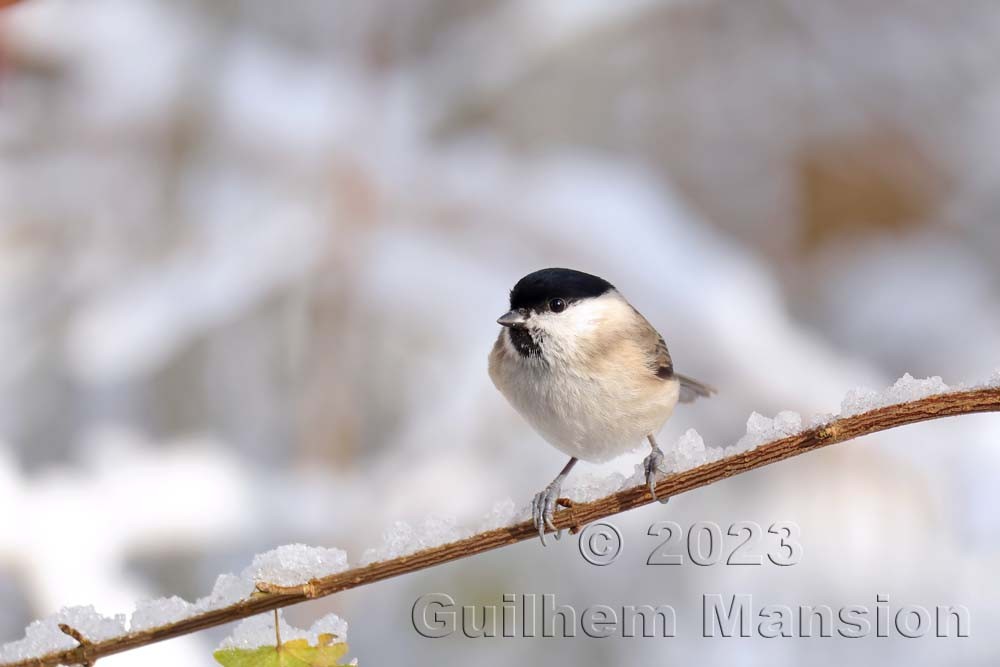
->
<box><xmin>488</xmin><ymin>268</ymin><xmax>714</xmax><ymax>544</ymax></box>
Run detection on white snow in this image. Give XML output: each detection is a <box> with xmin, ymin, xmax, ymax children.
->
<box><xmin>669</xmin><ymin>428</ymin><xmax>710</xmax><ymax>470</ymax></box>
<box><xmin>0</xmin><ymin>618</ymin><xmax>77</xmax><ymax>664</ymax></box>
<box><xmin>129</xmin><ymin>596</ymin><xmax>196</xmax><ymax>632</ymax></box>
<box><xmin>127</xmin><ymin>543</ymin><xmax>348</xmax><ymax>632</ymax></box>
<box><xmin>218</xmin><ymin>610</ymin><xmax>348</xmax><ymax>651</ymax></box>
<box><xmin>246</xmin><ymin>544</ymin><xmax>349</xmax><ymax>588</ymax></box>
<box><xmin>55</xmin><ymin>606</ymin><xmax>127</xmax><ymax>643</ymax></box>
<box><xmin>808</xmin><ymin>412</ymin><xmax>838</xmax><ymax>429</ymax></box>
<box><xmin>0</xmin><ymin>540</ymin><xmax>351</xmax><ymax>663</ymax></box>
<box><xmin>194</xmin><ymin>573</ymin><xmax>257</xmax><ymax>612</ymax></box>
<box><xmin>127</xmin><ymin>573</ymin><xmax>253</xmax><ymax>635</ymax></box>
<box><xmin>734</xmin><ymin>410</ymin><xmax>804</xmax><ymax>451</ymax></box>
<box><xmin>477</xmin><ymin>498</ymin><xmax>520</xmax><ymax>531</ymax></box>
<box><xmin>360</xmin><ymin>516</ymin><xmax>470</xmax><ymax>566</ymax></box>
<box><xmin>308</xmin><ymin>613</ymin><xmax>350</xmax><ymax>642</ymax></box>
<box><xmin>0</xmin><ymin>606</ymin><xmax>126</xmax><ymax>663</ymax></box>
<box><xmin>841</xmin><ymin>374</ymin><xmax>952</xmax><ymax>416</ymax></box>
<box><xmin>566</xmin><ymin>471</ymin><xmax>631</xmax><ymax>503</ymax></box>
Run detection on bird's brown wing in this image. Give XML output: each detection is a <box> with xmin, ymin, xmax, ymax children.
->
<box><xmin>675</xmin><ymin>373</ymin><xmax>716</xmax><ymax>402</ymax></box>
<box><xmin>651</xmin><ymin>333</ymin><xmax>675</xmax><ymax>380</ymax></box>
<box><xmin>632</xmin><ymin>306</ymin><xmax>715</xmax><ymax>402</ymax></box>
<box><xmin>629</xmin><ymin>306</ymin><xmax>674</xmax><ymax>379</ymax></box>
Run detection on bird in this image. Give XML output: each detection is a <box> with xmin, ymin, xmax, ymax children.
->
<box><xmin>488</xmin><ymin>268</ymin><xmax>714</xmax><ymax>544</ymax></box>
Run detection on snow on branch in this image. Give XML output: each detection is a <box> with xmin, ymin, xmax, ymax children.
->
<box><xmin>3</xmin><ymin>373</ymin><xmax>1000</xmax><ymax>667</ymax></box>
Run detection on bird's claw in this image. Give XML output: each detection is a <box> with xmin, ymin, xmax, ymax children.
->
<box><xmin>532</xmin><ymin>482</ymin><xmax>564</xmax><ymax>546</ymax></box>
<box><xmin>644</xmin><ymin>446</ymin><xmax>670</xmax><ymax>504</ymax></box>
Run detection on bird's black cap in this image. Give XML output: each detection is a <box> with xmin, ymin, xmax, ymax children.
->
<box><xmin>509</xmin><ymin>268</ymin><xmax>615</xmax><ymax>310</ymax></box>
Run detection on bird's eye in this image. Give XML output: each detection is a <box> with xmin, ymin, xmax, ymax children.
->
<box><xmin>549</xmin><ymin>298</ymin><xmax>566</xmax><ymax>313</ymax></box>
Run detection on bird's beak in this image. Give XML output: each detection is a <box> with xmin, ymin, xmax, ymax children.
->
<box><xmin>497</xmin><ymin>309</ymin><xmax>528</xmax><ymax>328</ymax></box>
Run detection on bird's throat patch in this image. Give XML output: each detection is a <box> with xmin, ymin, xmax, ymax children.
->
<box><xmin>508</xmin><ymin>328</ymin><xmax>542</xmax><ymax>358</ymax></box>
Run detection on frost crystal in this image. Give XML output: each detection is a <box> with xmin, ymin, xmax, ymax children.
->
<box><xmin>734</xmin><ymin>410</ymin><xmax>803</xmax><ymax>451</ymax></box>
<box><xmin>773</xmin><ymin>410</ymin><xmax>803</xmax><ymax>434</ymax></box>
<box><xmin>247</xmin><ymin>543</ymin><xmax>349</xmax><ymax>587</ymax></box>
<box><xmin>841</xmin><ymin>373</ymin><xmax>951</xmax><ymax>416</ymax></box>
<box><xmin>57</xmin><ymin>606</ymin><xmax>127</xmax><ymax>642</ymax></box>
<box><xmin>360</xmin><ymin>516</ymin><xmax>468</xmax><ymax>565</ymax></box>
<box><xmin>567</xmin><ymin>471</ymin><xmax>629</xmax><ymax>502</ymax></box>
<box><xmin>218</xmin><ymin>609</ymin><xmax>349</xmax><ymax>651</ymax></box>
<box><xmin>990</xmin><ymin>368</ymin><xmax>1000</xmax><ymax>387</ymax></box>
<box><xmin>130</xmin><ymin>596</ymin><xmax>196</xmax><ymax>631</ymax></box>
<box><xmin>309</xmin><ymin>612</ymin><xmax>350</xmax><ymax>641</ymax></box>
<box><xmin>477</xmin><ymin>498</ymin><xmax>518</xmax><ymax>531</ymax></box>
<box><xmin>195</xmin><ymin>572</ymin><xmax>257</xmax><ymax>612</ymax></box>
<box><xmin>0</xmin><ymin>606</ymin><xmax>126</xmax><ymax>663</ymax></box>
<box><xmin>808</xmin><ymin>412</ymin><xmax>837</xmax><ymax>429</ymax></box>
<box><xmin>0</xmin><ymin>619</ymin><xmax>76</xmax><ymax>663</ymax></box>
<box><xmin>840</xmin><ymin>387</ymin><xmax>880</xmax><ymax>417</ymax></box>
<box><xmin>664</xmin><ymin>428</ymin><xmax>708</xmax><ymax>472</ymax></box>
<box><xmin>0</xmin><ymin>540</ymin><xmax>353</xmax><ymax>661</ymax></box>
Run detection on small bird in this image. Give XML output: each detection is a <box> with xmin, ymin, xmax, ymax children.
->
<box><xmin>489</xmin><ymin>268</ymin><xmax>714</xmax><ymax>544</ymax></box>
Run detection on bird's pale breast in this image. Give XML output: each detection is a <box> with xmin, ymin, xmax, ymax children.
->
<box><xmin>489</xmin><ymin>329</ymin><xmax>680</xmax><ymax>462</ymax></box>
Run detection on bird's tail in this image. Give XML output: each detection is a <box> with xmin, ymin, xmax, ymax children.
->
<box><xmin>676</xmin><ymin>373</ymin><xmax>716</xmax><ymax>403</ymax></box>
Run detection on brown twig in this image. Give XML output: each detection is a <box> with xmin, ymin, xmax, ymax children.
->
<box><xmin>5</xmin><ymin>386</ymin><xmax>1000</xmax><ymax>667</ymax></box>
<box><xmin>56</xmin><ymin>625</ymin><xmax>93</xmax><ymax>667</ymax></box>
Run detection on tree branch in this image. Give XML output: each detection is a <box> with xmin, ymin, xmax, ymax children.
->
<box><xmin>6</xmin><ymin>386</ymin><xmax>1000</xmax><ymax>667</ymax></box>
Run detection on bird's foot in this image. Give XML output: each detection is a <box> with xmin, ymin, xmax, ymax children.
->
<box><xmin>643</xmin><ymin>445</ymin><xmax>670</xmax><ymax>504</ymax></box>
<box><xmin>532</xmin><ymin>480</ymin><xmax>565</xmax><ymax>546</ymax></box>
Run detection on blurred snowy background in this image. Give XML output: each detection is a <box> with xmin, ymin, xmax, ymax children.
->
<box><xmin>1</xmin><ymin>0</ymin><xmax>1000</xmax><ymax>664</ymax></box>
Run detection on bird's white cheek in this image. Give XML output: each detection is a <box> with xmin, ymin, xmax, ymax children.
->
<box><xmin>533</xmin><ymin>315</ymin><xmax>598</xmax><ymax>360</ymax></box>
